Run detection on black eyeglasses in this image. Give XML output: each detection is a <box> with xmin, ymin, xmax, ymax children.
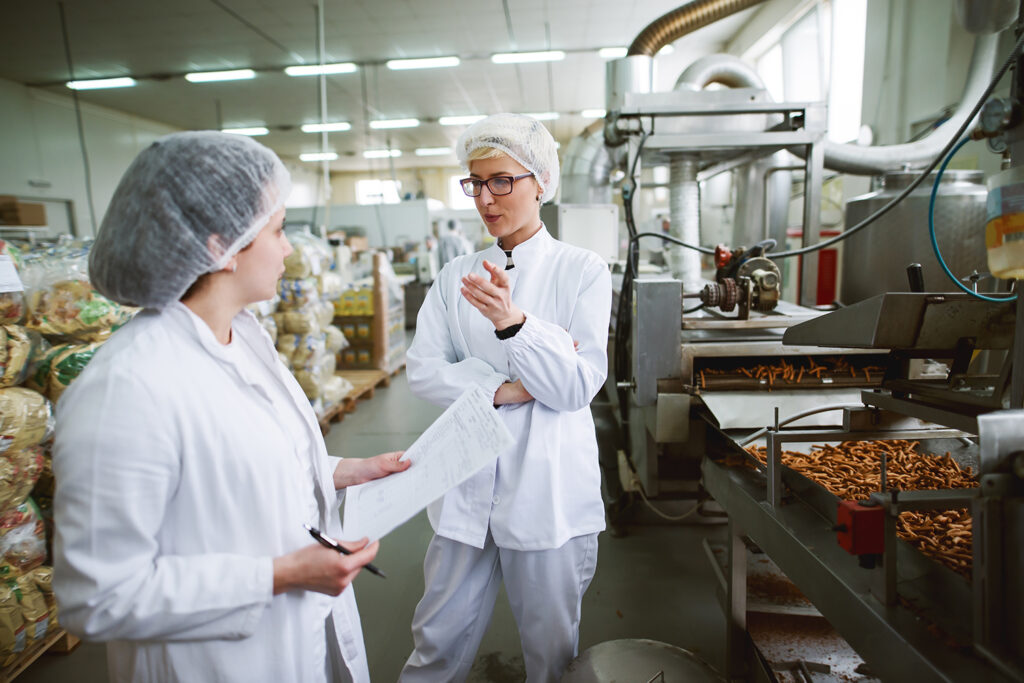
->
<box><xmin>460</xmin><ymin>173</ymin><xmax>534</xmax><ymax>197</ymax></box>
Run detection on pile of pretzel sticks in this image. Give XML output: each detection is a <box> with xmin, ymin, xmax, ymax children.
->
<box><xmin>745</xmin><ymin>440</ymin><xmax>976</xmax><ymax>578</ymax></box>
<box><xmin>696</xmin><ymin>355</ymin><xmax>886</xmax><ymax>390</ymax></box>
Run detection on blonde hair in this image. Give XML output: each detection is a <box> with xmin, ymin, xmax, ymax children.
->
<box><xmin>466</xmin><ymin>146</ymin><xmax>506</xmax><ymax>162</ymax></box>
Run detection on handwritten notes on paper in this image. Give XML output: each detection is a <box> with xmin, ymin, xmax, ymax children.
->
<box><xmin>341</xmin><ymin>386</ymin><xmax>513</xmax><ymax>541</ymax></box>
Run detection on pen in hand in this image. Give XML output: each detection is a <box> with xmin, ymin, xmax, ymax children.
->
<box><xmin>303</xmin><ymin>524</ymin><xmax>386</xmax><ymax>579</ymax></box>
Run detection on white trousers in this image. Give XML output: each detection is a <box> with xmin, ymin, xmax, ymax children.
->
<box><xmin>400</xmin><ymin>532</ymin><xmax>599</xmax><ymax>683</ymax></box>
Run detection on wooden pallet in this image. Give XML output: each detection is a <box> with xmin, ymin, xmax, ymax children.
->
<box><xmin>1</xmin><ymin>628</ymin><xmax>79</xmax><ymax>682</ymax></box>
<box><xmin>318</xmin><ymin>369</ymin><xmax>389</xmax><ymax>434</ymax></box>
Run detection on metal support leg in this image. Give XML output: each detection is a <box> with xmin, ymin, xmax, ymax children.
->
<box><xmin>726</xmin><ymin>522</ymin><xmax>749</xmax><ymax>680</ymax></box>
<box><xmin>799</xmin><ymin>141</ymin><xmax>825</xmax><ymax>307</ymax></box>
<box><xmin>872</xmin><ymin>501</ymin><xmax>899</xmax><ymax>606</ymax></box>
<box><xmin>766</xmin><ymin>430</ymin><xmax>783</xmax><ymax>510</ymax></box>
<box><xmin>1011</xmin><ymin>280</ymin><xmax>1024</xmax><ymax>408</ymax></box>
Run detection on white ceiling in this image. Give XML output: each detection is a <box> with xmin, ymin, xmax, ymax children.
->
<box><xmin>0</xmin><ymin>0</ymin><xmax>760</xmax><ymax>171</ymax></box>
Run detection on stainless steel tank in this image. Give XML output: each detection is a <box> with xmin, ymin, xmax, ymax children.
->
<box><xmin>840</xmin><ymin>170</ymin><xmax>991</xmax><ymax>303</ymax></box>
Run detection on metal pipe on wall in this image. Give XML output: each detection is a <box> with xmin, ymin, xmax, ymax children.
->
<box><xmin>805</xmin><ymin>33</ymin><xmax>999</xmax><ymax>175</ymax></box>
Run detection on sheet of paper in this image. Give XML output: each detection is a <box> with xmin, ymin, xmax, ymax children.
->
<box><xmin>342</xmin><ymin>385</ymin><xmax>513</xmax><ymax>541</ymax></box>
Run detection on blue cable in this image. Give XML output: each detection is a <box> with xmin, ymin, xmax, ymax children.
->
<box><xmin>928</xmin><ymin>138</ymin><xmax>1017</xmax><ymax>302</ymax></box>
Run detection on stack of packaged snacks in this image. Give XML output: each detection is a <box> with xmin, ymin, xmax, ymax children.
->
<box><xmin>18</xmin><ymin>246</ymin><xmax>136</xmax><ymax>405</ymax></box>
<box><xmin>0</xmin><ymin>239</ymin><xmax>134</xmax><ymax>665</ymax></box>
<box><xmin>273</xmin><ymin>232</ymin><xmax>352</xmax><ymax>417</ymax></box>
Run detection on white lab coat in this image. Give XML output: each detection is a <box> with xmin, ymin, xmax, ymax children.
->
<box><xmin>52</xmin><ymin>303</ymin><xmax>369</xmax><ymax>683</ymax></box>
<box><xmin>438</xmin><ymin>230</ymin><xmax>472</xmax><ymax>267</ymax></box>
<box><xmin>407</xmin><ymin>226</ymin><xmax>611</xmax><ymax>551</ymax></box>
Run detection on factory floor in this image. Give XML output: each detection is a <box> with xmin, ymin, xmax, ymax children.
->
<box><xmin>21</xmin><ymin>371</ymin><xmax>729</xmax><ymax>682</ymax></box>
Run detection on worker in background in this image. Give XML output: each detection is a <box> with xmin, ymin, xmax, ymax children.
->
<box><xmin>52</xmin><ymin>131</ymin><xmax>409</xmax><ymax>683</ymax></box>
<box><xmin>402</xmin><ymin>114</ymin><xmax>611</xmax><ymax>682</ymax></box>
<box><xmin>438</xmin><ymin>218</ymin><xmax>472</xmax><ymax>266</ymax></box>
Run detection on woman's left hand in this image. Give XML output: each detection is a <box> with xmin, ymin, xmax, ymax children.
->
<box><xmin>333</xmin><ymin>451</ymin><xmax>409</xmax><ymax>490</ymax></box>
<box><xmin>461</xmin><ymin>260</ymin><xmax>525</xmax><ymax>330</ymax></box>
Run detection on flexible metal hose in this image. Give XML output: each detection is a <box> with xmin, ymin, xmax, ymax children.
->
<box><xmin>627</xmin><ymin>0</ymin><xmax>766</xmax><ymax>57</ymax></box>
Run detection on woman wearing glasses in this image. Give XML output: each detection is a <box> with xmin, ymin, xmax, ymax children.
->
<box><xmin>402</xmin><ymin>114</ymin><xmax>611</xmax><ymax>682</ymax></box>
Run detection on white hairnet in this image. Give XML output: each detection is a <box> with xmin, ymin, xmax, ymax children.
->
<box><xmin>89</xmin><ymin>131</ymin><xmax>291</xmax><ymax>308</ymax></box>
<box><xmin>456</xmin><ymin>113</ymin><xmax>560</xmax><ymax>203</ymax></box>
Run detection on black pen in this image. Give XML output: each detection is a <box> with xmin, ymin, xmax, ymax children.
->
<box><xmin>303</xmin><ymin>523</ymin><xmax>386</xmax><ymax>578</ymax></box>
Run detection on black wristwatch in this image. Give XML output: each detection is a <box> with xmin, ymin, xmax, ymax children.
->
<box><xmin>495</xmin><ymin>321</ymin><xmax>524</xmax><ymax>340</ymax></box>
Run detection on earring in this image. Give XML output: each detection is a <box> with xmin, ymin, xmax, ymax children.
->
<box><xmin>227</xmin><ymin>263</ymin><xmax>237</xmax><ymax>273</ymax></box>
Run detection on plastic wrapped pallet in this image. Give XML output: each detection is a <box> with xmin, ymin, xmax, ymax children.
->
<box><xmin>0</xmin><ymin>583</ymin><xmax>24</xmax><ymax>666</ymax></box>
<box><xmin>0</xmin><ymin>325</ymin><xmax>41</xmax><ymax>388</ymax></box>
<box><xmin>283</xmin><ymin>232</ymin><xmax>332</xmax><ymax>280</ymax></box>
<box><xmin>0</xmin><ymin>500</ymin><xmax>46</xmax><ymax>574</ymax></box>
<box><xmin>21</xmin><ymin>251</ymin><xmax>135</xmax><ymax>343</ymax></box>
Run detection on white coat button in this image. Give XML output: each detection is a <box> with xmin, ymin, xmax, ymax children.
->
<box><xmin>492</xmin><ymin>495</ymin><xmax>500</xmax><ymax>505</ymax></box>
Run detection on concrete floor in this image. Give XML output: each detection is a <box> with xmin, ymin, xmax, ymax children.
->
<box><xmin>21</xmin><ymin>372</ymin><xmax>728</xmax><ymax>682</ymax></box>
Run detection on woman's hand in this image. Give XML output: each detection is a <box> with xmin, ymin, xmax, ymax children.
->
<box><xmin>333</xmin><ymin>451</ymin><xmax>409</xmax><ymax>490</ymax></box>
<box><xmin>461</xmin><ymin>260</ymin><xmax>525</xmax><ymax>330</ymax></box>
<box><xmin>273</xmin><ymin>539</ymin><xmax>379</xmax><ymax>595</ymax></box>
<box><xmin>493</xmin><ymin>380</ymin><xmax>533</xmax><ymax>406</ymax></box>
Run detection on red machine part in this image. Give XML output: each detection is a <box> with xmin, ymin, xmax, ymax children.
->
<box><xmin>835</xmin><ymin>500</ymin><xmax>884</xmax><ymax>555</ymax></box>
<box><xmin>714</xmin><ymin>244</ymin><xmax>733</xmax><ymax>269</ymax></box>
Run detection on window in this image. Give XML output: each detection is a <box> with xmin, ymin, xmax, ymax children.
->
<box><xmin>752</xmin><ymin>0</ymin><xmax>867</xmax><ymax>143</ymax></box>
<box><xmin>448</xmin><ymin>175</ymin><xmax>477</xmax><ymax>210</ymax></box>
<box><xmin>356</xmin><ymin>179</ymin><xmax>401</xmax><ymax>205</ymax></box>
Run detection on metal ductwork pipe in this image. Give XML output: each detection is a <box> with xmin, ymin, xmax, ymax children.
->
<box><xmin>675</xmin><ymin>53</ymin><xmax>766</xmax><ymax>90</ymax></box>
<box><xmin>561</xmin><ymin>123</ymin><xmax>618</xmax><ymax>204</ymax></box>
<box><xmin>806</xmin><ymin>33</ymin><xmax>999</xmax><ymax>175</ymax></box>
<box><xmin>627</xmin><ymin>0</ymin><xmax>766</xmax><ymax>56</ymax></box>
<box><xmin>668</xmin><ymin>155</ymin><xmax>704</xmax><ymax>292</ymax></box>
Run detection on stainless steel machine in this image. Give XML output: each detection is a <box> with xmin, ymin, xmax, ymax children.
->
<box><xmin>588</xmin><ymin>1</ymin><xmax>1024</xmax><ymax>680</ymax></box>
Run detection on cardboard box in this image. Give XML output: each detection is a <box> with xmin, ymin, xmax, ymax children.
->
<box><xmin>346</xmin><ymin>236</ymin><xmax>369</xmax><ymax>252</ymax></box>
<box><xmin>0</xmin><ymin>201</ymin><xmax>46</xmax><ymax>226</ymax></box>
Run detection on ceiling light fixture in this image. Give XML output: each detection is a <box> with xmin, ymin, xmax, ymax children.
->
<box><xmin>222</xmin><ymin>127</ymin><xmax>269</xmax><ymax>136</ymax></box>
<box><xmin>581</xmin><ymin>109</ymin><xmax>606</xmax><ymax>118</ymax></box>
<box><xmin>598</xmin><ymin>47</ymin><xmax>628</xmax><ymax>59</ymax></box>
<box><xmin>300</xmin><ymin>152</ymin><xmax>338</xmax><ymax>161</ymax></box>
<box><xmin>285</xmin><ymin>63</ymin><xmax>357</xmax><ymax>76</ymax></box>
<box><xmin>66</xmin><ymin>77</ymin><xmax>137</xmax><ymax>90</ymax></box>
<box><xmin>185</xmin><ymin>69</ymin><xmax>256</xmax><ymax>83</ymax></box>
<box><xmin>364</xmin><ymin>149</ymin><xmax>402</xmax><ymax>158</ymax></box>
<box><xmin>439</xmin><ymin>115</ymin><xmax>486</xmax><ymax>126</ymax></box>
<box><xmin>522</xmin><ymin>112</ymin><xmax>559</xmax><ymax>121</ymax></box>
<box><xmin>491</xmin><ymin>50</ymin><xmax>565</xmax><ymax>64</ymax></box>
<box><xmin>415</xmin><ymin>147</ymin><xmax>452</xmax><ymax>156</ymax></box>
<box><xmin>301</xmin><ymin>122</ymin><xmax>352</xmax><ymax>133</ymax></box>
<box><xmin>387</xmin><ymin>56</ymin><xmax>460</xmax><ymax>70</ymax></box>
<box><xmin>369</xmin><ymin>118</ymin><xmax>420</xmax><ymax>129</ymax></box>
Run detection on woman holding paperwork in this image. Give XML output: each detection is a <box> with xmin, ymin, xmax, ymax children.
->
<box><xmin>52</xmin><ymin>131</ymin><xmax>407</xmax><ymax>683</ymax></box>
<box><xmin>402</xmin><ymin>114</ymin><xmax>612</xmax><ymax>682</ymax></box>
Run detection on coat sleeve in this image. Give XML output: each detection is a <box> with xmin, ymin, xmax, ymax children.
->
<box><xmin>503</xmin><ymin>258</ymin><xmax>612</xmax><ymax>412</ymax></box>
<box><xmin>407</xmin><ymin>269</ymin><xmax>507</xmax><ymax>407</ymax></box>
<box><xmin>52</xmin><ymin>366</ymin><xmax>273</xmax><ymax>642</ymax></box>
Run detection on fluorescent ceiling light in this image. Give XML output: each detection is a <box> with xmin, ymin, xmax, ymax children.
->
<box><xmin>491</xmin><ymin>50</ymin><xmax>565</xmax><ymax>64</ymax></box>
<box><xmin>369</xmin><ymin>118</ymin><xmax>420</xmax><ymax>129</ymax></box>
<box><xmin>185</xmin><ymin>69</ymin><xmax>256</xmax><ymax>83</ymax></box>
<box><xmin>659</xmin><ymin>44</ymin><xmax>675</xmax><ymax>55</ymax></box>
<box><xmin>301</xmin><ymin>122</ymin><xmax>352</xmax><ymax>133</ymax></box>
<box><xmin>222</xmin><ymin>127</ymin><xmax>269</xmax><ymax>136</ymax></box>
<box><xmin>364</xmin><ymin>149</ymin><xmax>402</xmax><ymax>158</ymax></box>
<box><xmin>300</xmin><ymin>152</ymin><xmax>338</xmax><ymax>161</ymax></box>
<box><xmin>598</xmin><ymin>47</ymin><xmax>627</xmax><ymax>59</ymax></box>
<box><xmin>439</xmin><ymin>115</ymin><xmax>486</xmax><ymax>126</ymax></box>
<box><xmin>581</xmin><ymin>109</ymin><xmax>606</xmax><ymax>119</ymax></box>
<box><xmin>387</xmin><ymin>56</ymin><xmax>460</xmax><ymax>70</ymax></box>
<box><xmin>66</xmin><ymin>77</ymin><xmax>136</xmax><ymax>90</ymax></box>
<box><xmin>522</xmin><ymin>112</ymin><xmax>559</xmax><ymax>121</ymax></box>
<box><xmin>415</xmin><ymin>147</ymin><xmax>452</xmax><ymax>156</ymax></box>
<box><xmin>285</xmin><ymin>63</ymin><xmax>357</xmax><ymax>76</ymax></box>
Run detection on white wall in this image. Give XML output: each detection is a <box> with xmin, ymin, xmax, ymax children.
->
<box><xmin>0</xmin><ymin>77</ymin><xmax>321</xmax><ymax>239</ymax></box>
